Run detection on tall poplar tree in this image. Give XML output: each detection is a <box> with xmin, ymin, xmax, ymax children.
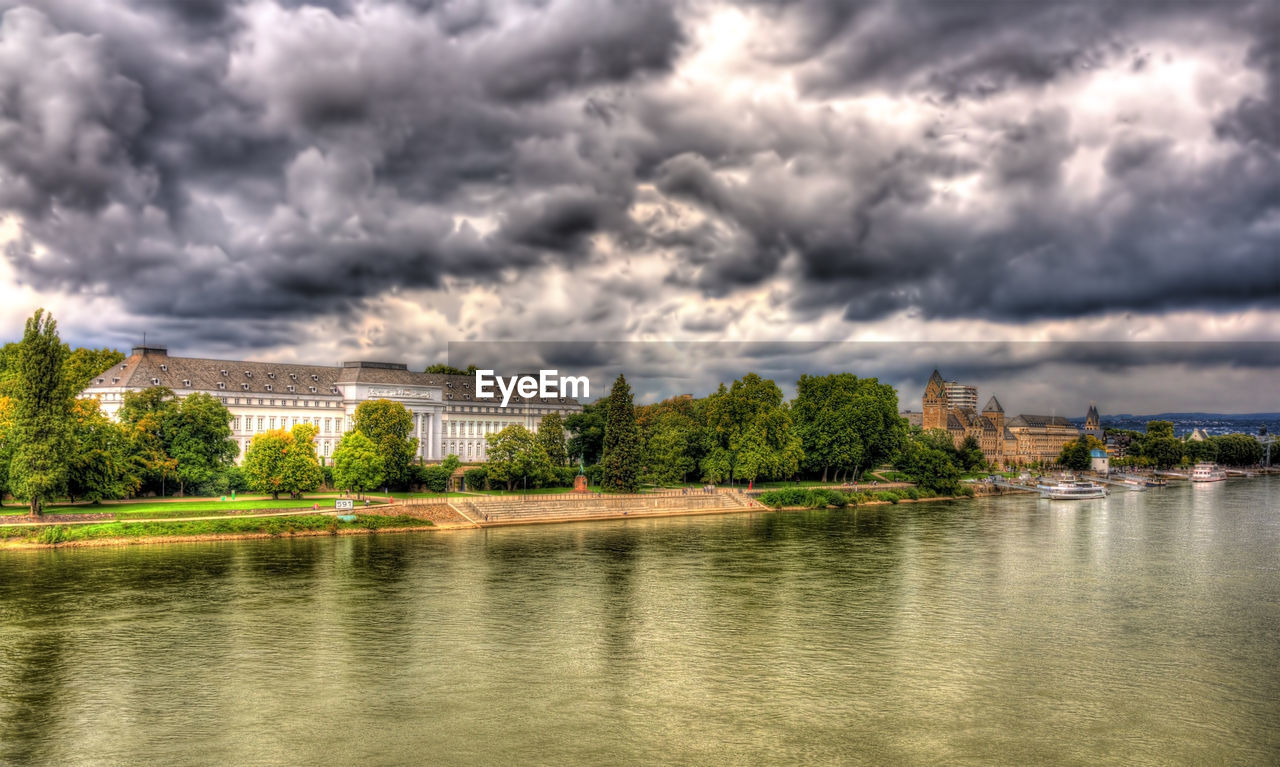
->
<box><xmin>9</xmin><ymin>309</ymin><xmax>74</xmax><ymax>516</ymax></box>
<box><xmin>600</xmin><ymin>374</ymin><xmax>640</xmax><ymax>493</ymax></box>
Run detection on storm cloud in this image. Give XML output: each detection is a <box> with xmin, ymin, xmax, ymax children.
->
<box><xmin>0</xmin><ymin>0</ymin><xmax>1278</xmax><ymax>407</ymax></box>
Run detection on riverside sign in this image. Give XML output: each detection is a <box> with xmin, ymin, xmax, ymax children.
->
<box><xmin>474</xmin><ymin>370</ymin><xmax>590</xmax><ymax>407</ymax></box>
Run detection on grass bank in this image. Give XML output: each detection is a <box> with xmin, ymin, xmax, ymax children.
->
<box><xmin>0</xmin><ymin>514</ymin><xmax>431</xmax><ymax>548</ymax></box>
<box><xmin>0</xmin><ymin>498</ymin><xmax>391</xmax><ymax>522</ymax></box>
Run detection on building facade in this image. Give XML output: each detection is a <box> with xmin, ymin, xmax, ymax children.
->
<box><xmin>82</xmin><ymin>347</ymin><xmax>581</xmax><ymax>463</ymax></box>
<box><xmin>921</xmin><ymin>369</ymin><xmax>1087</xmax><ymax>467</ymax></box>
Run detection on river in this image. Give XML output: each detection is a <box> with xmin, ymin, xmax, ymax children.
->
<box><xmin>2</xmin><ymin>478</ymin><xmax>1278</xmax><ymax>766</ymax></box>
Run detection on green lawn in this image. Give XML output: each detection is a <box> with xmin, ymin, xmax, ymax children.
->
<box><xmin>0</xmin><ymin>514</ymin><xmax>429</xmax><ymax>544</ymax></box>
<box><xmin>0</xmin><ymin>498</ymin><xmax>389</xmax><ymax>521</ymax></box>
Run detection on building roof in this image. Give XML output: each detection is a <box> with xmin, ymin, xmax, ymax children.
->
<box><xmin>1006</xmin><ymin>414</ymin><xmax>1077</xmax><ymax>429</ymax></box>
<box><xmin>983</xmin><ymin>395</ymin><xmax>1003</xmax><ymax>413</ymax></box>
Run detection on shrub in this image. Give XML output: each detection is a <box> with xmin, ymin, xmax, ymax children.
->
<box><xmin>812</xmin><ymin>488</ymin><xmax>848</xmax><ymax>508</ymax></box>
<box><xmin>876</xmin><ymin>491</ymin><xmax>901</xmax><ymax>504</ymax></box>
<box><xmin>463</xmin><ymin>467</ymin><xmax>488</xmax><ymax>492</ymax></box>
<box><xmin>903</xmin><ymin>488</ymin><xmax>920</xmax><ymax>500</ymax></box>
<box><xmin>419</xmin><ymin>465</ymin><xmax>451</xmax><ymax>493</ymax></box>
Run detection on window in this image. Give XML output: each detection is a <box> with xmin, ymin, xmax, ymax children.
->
<box><xmin>151</xmin><ymin>378</ymin><xmax>160</xmax><ymax>385</ymax></box>
<box><xmin>268</xmin><ymin>372</ymin><xmax>276</xmax><ymax>379</ymax></box>
<box><xmin>245</xmin><ymin>371</ymin><xmax>252</xmax><ymax>378</ymax></box>
<box><xmin>257</xmin><ymin>416</ymin><xmax>264</xmax><ymax>431</ymax></box>
<box><xmin>182</xmin><ymin>379</ymin><xmax>191</xmax><ymax>387</ymax></box>
<box><xmin>221</xmin><ymin>369</ymin><xmax>228</xmax><ymax>376</ymax></box>
<box><xmin>218</xmin><ymin>382</ymin><xmax>226</xmax><ymax>390</ymax></box>
<box><xmin>324</xmin><ymin>418</ymin><xmax>332</xmax><ymax>434</ymax></box>
<box><xmin>264</xmin><ymin>384</ymin><xmax>272</xmax><ymax>392</ymax></box>
<box><xmin>160</xmin><ymin>364</ymin><xmax>167</xmax><ymax>371</ymax></box>
<box><xmin>287</xmin><ymin>385</ymin><xmax>295</xmax><ymax>392</ymax></box>
<box><xmin>309</xmin><ymin>386</ymin><xmax>317</xmax><ymax>393</ymax></box>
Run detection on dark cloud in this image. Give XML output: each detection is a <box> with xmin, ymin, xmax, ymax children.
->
<box><xmin>0</xmin><ymin>0</ymin><xmax>1278</xmax><ymax>354</ymax></box>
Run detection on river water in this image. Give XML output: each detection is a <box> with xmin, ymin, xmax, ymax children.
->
<box><xmin>2</xmin><ymin>478</ymin><xmax>1278</xmax><ymax>766</ymax></box>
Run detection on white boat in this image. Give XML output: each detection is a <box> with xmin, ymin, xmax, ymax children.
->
<box><xmin>1037</xmin><ymin>479</ymin><xmax>1108</xmax><ymax>500</ymax></box>
<box><xmin>1190</xmin><ymin>463</ymin><xmax>1227</xmax><ymax>482</ymax></box>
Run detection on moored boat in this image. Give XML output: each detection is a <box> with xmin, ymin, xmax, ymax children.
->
<box><xmin>1037</xmin><ymin>479</ymin><xmax>1109</xmax><ymax>500</ymax></box>
<box><xmin>1190</xmin><ymin>462</ymin><xmax>1227</xmax><ymax>482</ymax></box>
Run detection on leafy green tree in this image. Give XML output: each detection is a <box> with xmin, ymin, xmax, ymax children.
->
<box><xmin>353</xmin><ymin>399</ymin><xmax>417</xmax><ymax>489</ymax></box>
<box><xmin>279</xmin><ymin>423</ymin><xmax>324</xmax><ymax>498</ymax></box>
<box><xmin>485</xmin><ymin>425</ymin><xmax>553</xmax><ymax>491</ymax></box>
<box><xmin>897</xmin><ymin>436</ymin><xmax>962</xmax><ymax>495</ymax></box>
<box><xmin>332</xmin><ymin>430</ymin><xmax>384</xmax><ymax>498</ymax></box>
<box><xmin>566</xmin><ymin>401</ymin><xmax>606</xmax><ymax>465</ymax></box>
<box><xmin>1183</xmin><ymin>439</ymin><xmax>1218</xmax><ymax>464</ymax></box>
<box><xmin>537</xmin><ymin>412</ymin><xmax>569</xmax><ymax>466</ymax></box>
<box><xmin>1146</xmin><ymin>420</ymin><xmax>1175</xmax><ymax>439</ymax></box>
<box><xmin>441</xmin><ymin>453</ymin><xmax>461</xmax><ymax>474</ymax></box>
<box><xmin>793</xmin><ymin>373</ymin><xmax>905</xmax><ymax>482</ymax></box>
<box><xmin>417</xmin><ymin>465</ymin><xmax>451</xmax><ymax>493</ymax></box>
<box><xmin>424</xmin><ymin>364</ymin><xmax>477</xmax><ymax>375</ymax></box>
<box><xmin>700</xmin><ymin>374</ymin><xmax>802</xmax><ymax>484</ymax></box>
<box><xmin>242</xmin><ymin>430</ymin><xmax>290</xmax><ymax>499</ymax></box>
<box><xmin>8</xmin><ymin>310</ymin><xmax>74</xmax><ymax>516</ymax></box>
<box><xmin>640</xmin><ymin>409</ymin><xmax>699</xmax><ymax>485</ymax></box>
<box><xmin>1142</xmin><ymin>436</ymin><xmax>1184</xmax><ymax>468</ymax></box>
<box><xmin>1058</xmin><ymin>435</ymin><xmax>1105</xmax><ymax>471</ymax></box>
<box><xmin>163</xmin><ymin>392</ymin><xmax>237</xmax><ymax>495</ymax></box>
<box><xmin>600</xmin><ymin>375</ymin><xmax>641</xmax><ymax>492</ymax></box>
<box><xmin>63</xmin><ymin>347</ymin><xmax>125</xmax><ymax>392</ymax></box>
<box><xmin>66</xmin><ymin>398</ymin><xmax>136</xmax><ymax>503</ymax></box>
<box><xmin>1211</xmin><ymin>433</ymin><xmax>1263</xmax><ymax>466</ymax></box>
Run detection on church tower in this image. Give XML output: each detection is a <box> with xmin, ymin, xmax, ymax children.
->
<box><xmin>923</xmin><ymin>369</ymin><xmax>948</xmax><ymax>431</ymax></box>
<box><xmin>983</xmin><ymin>395</ymin><xmax>1005</xmax><ymax>465</ymax></box>
<box><xmin>1084</xmin><ymin>403</ymin><xmax>1102</xmax><ymax>440</ymax></box>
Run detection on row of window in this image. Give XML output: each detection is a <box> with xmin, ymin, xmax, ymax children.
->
<box><xmin>232</xmin><ymin>415</ymin><xmax>350</xmax><ymax>435</ymax></box>
<box><xmin>446</xmin><ymin>420</ymin><xmax>538</xmax><ymax>438</ymax></box>
<box><xmin>239</xmin><ymin>438</ymin><xmax>336</xmax><ymax>456</ymax></box>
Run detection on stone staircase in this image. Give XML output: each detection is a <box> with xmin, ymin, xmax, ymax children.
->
<box><xmin>450</xmin><ymin>490</ymin><xmax>757</xmax><ymax>525</ymax></box>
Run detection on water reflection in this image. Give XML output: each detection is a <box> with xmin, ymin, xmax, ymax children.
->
<box><xmin>0</xmin><ymin>478</ymin><xmax>1277</xmax><ymax>765</ymax></box>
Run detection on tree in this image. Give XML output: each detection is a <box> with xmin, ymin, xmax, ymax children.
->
<box><xmin>353</xmin><ymin>399</ymin><xmax>417</xmax><ymax>489</ymax></box>
<box><xmin>242</xmin><ymin>430</ymin><xmax>291</xmax><ymax>499</ymax></box>
<box><xmin>279</xmin><ymin>423</ymin><xmax>324</xmax><ymax>498</ymax></box>
<box><xmin>793</xmin><ymin>373</ymin><xmax>906</xmax><ymax>482</ymax></box>
<box><xmin>640</xmin><ymin>409</ymin><xmax>699</xmax><ymax>485</ymax></box>
<box><xmin>1058</xmin><ymin>435</ymin><xmax>1104</xmax><ymax>471</ymax></box>
<box><xmin>0</xmin><ymin>395</ymin><xmax>12</xmax><ymax>506</ymax></box>
<box><xmin>8</xmin><ymin>310</ymin><xmax>74</xmax><ymax>516</ymax></box>
<box><xmin>485</xmin><ymin>425</ymin><xmax>553</xmax><ymax>491</ymax></box>
<box><xmin>537</xmin><ymin>412</ymin><xmax>569</xmax><ymax>466</ymax></box>
<box><xmin>1145</xmin><ymin>420</ymin><xmax>1175</xmax><ymax>439</ymax></box>
<box><xmin>441</xmin><ymin>453</ymin><xmax>461</xmax><ymax>474</ymax></box>
<box><xmin>425</xmin><ymin>364</ymin><xmax>477</xmax><ymax>375</ymax></box>
<box><xmin>600</xmin><ymin>375</ymin><xmax>641</xmax><ymax>493</ymax></box>
<box><xmin>958</xmin><ymin>435</ymin><xmax>987</xmax><ymax>472</ymax></box>
<box><xmin>896</xmin><ymin>434</ymin><xmax>962</xmax><ymax>495</ymax></box>
<box><xmin>163</xmin><ymin>392</ymin><xmax>236</xmax><ymax>496</ymax></box>
<box><xmin>332</xmin><ymin>431</ymin><xmax>384</xmax><ymax>498</ymax></box>
<box><xmin>699</xmin><ymin>374</ymin><xmax>801</xmax><ymax>484</ymax></box>
<box><xmin>1212</xmin><ymin>433</ymin><xmax>1263</xmax><ymax>466</ymax></box>
<box><xmin>566</xmin><ymin>402</ymin><xmax>606</xmax><ymax>465</ymax></box>
<box><xmin>66</xmin><ymin>398</ymin><xmax>136</xmax><ymax>503</ymax></box>
<box><xmin>1142</xmin><ymin>437</ymin><xmax>1184</xmax><ymax>468</ymax></box>
<box><xmin>63</xmin><ymin>347</ymin><xmax>125</xmax><ymax>392</ymax></box>
<box><xmin>1183</xmin><ymin>439</ymin><xmax>1218</xmax><ymax>464</ymax></box>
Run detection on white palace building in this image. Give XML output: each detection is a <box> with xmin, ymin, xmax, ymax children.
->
<box><xmin>81</xmin><ymin>346</ymin><xmax>582</xmax><ymax>464</ymax></box>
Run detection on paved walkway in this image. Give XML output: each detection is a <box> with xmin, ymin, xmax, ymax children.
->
<box><xmin>0</xmin><ymin>506</ymin><xmax>383</xmax><ymax>528</ymax></box>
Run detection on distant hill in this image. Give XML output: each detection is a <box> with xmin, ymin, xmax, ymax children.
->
<box><xmin>1092</xmin><ymin>412</ymin><xmax>1280</xmax><ymax>421</ymax></box>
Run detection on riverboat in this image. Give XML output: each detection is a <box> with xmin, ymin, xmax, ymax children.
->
<box><xmin>1190</xmin><ymin>463</ymin><xmax>1227</xmax><ymax>482</ymax></box>
<box><xmin>1037</xmin><ymin>479</ymin><xmax>1109</xmax><ymax>500</ymax></box>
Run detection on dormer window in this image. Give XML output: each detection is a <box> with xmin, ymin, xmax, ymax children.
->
<box><xmin>218</xmin><ymin>382</ymin><xmax>226</xmax><ymax>390</ymax></box>
<box><xmin>311</xmin><ymin>374</ymin><xmax>318</xmax><ymax>381</ymax></box>
<box><xmin>241</xmin><ymin>383</ymin><xmax>250</xmax><ymax>390</ymax></box>
<box><xmin>151</xmin><ymin>378</ymin><xmax>160</xmax><ymax>385</ymax></box>
<box><xmin>183</xmin><ymin>379</ymin><xmax>191</xmax><ymax>387</ymax></box>
<box><xmin>309</xmin><ymin>386</ymin><xmax>317</xmax><ymax>393</ymax></box>
<box><xmin>112</xmin><ymin>377</ymin><xmax>119</xmax><ymax>384</ymax></box>
<box><xmin>287</xmin><ymin>385</ymin><xmax>295</xmax><ymax>392</ymax></box>
<box><xmin>265</xmin><ymin>384</ymin><xmax>273</xmax><ymax>392</ymax></box>
<box><xmin>289</xmin><ymin>373</ymin><xmax>297</xmax><ymax>380</ymax></box>
<box><xmin>160</xmin><ymin>364</ymin><xmax>167</xmax><ymax>372</ymax></box>
<box><xmin>268</xmin><ymin>372</ymin><xmax>276</xmax><ymax>379</ymax></box>
<box><xmin>220</xmin><ymin>369</ymin><xmax>228</xmax><ymax>376</ymax></box>
<box><xmin>96</xmin><ymin>378</ymin><xmax>104</xmax><ymax>384</ymax></box>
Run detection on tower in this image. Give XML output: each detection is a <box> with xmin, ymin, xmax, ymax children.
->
<box><xmin>1084</xmin><ymin>403</ymin><xmax>1102</xmax><ymax>440</ymax></box>
<box><xmin>983</xmin><ymin>395</ymin><xmax>1005</xmax><ymax>465</ymax></box>
<box><xmin>923</xmin><ymin>369</ymin><xmax>948</xmax><ymax>431</ymax></box>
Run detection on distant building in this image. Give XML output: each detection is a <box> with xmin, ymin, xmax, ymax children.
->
<box><xmin>1090</xmin><ymin>448</ymin><xmax>1110</xmax><ymax>474</ymax></box>
<box><xmin>922</xmin><ymin>368</ymin><xmax>1089</xmax><ymax>467</ymax></box>
<box><xmin>1187</xmin><ymin>428</ymin><xmax>1210</xmax><ymax>442</ymax></box>
<box><xmin>899</xmin><ymin>410</ymin><xmax>924</xmax><ymax>428</ymax></box>
<box><xmin>1084</xmin><ymin>403</ymin><xmax>1103</xmax><ymax>440</ymax></box>
<box><xmin>944</xmin><ymin>381</ymin><xmax>979</xmax><ymax>412</ymax></box>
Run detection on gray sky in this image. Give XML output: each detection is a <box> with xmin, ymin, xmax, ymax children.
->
<box><xmin>1</xmin><ymin>0</ymin><xmax>1277</xmax><ymax>412</ymax></box>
